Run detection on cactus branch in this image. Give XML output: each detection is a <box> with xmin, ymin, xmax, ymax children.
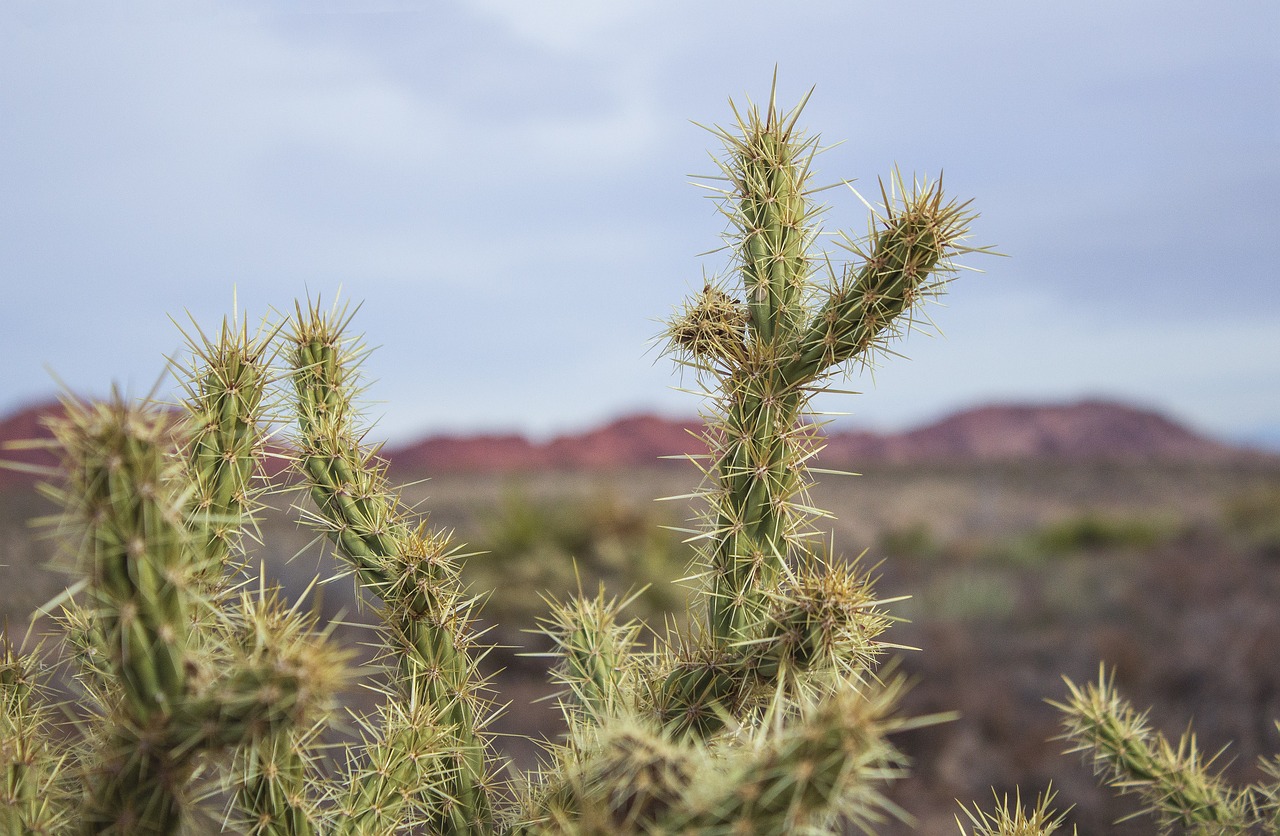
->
<box><xmin>287</xmin><ymin>299</ymin><xmax>497</xmax><ymax>833</ymax></box>
<box><xmin>670</xmin><ymin>92</ymin><xmax>979</xmax><ymax>654</ymax></box>
<box><xmin>1053</xmin><ymin>667</ymin><xmax>1256</xmax><ymax>831</ymax></box>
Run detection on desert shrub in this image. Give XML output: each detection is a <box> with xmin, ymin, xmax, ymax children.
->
<box><xmin>1031</xmin><ymin>512</ymin><xmax>1171</xmax><ymax>554</ymax></box>
<box><xmin>464</xmin><ymin>491</ymin><xmax>688</xmax><ymax>636</ymax></box>
<box><xmin>879</xmin><ymin>521</ymin><xmax>941</xmax><ymax>560</ymax></box>
<box><xmin>1223</xmin><ymin>487</ymin><xmax>1280</xmax><ymax>559</ymax></box>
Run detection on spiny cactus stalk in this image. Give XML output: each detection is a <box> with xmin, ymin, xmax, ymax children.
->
<box><xmin>37</xmin><ymin>327</ymin><xmax>348</xmax><ymax>834</ymax></box>
<box><xmin>669</xmin><ymin>88</ymin><xmax>976</xmax><ymax>651</ymax></box>
<box><xmin>1</xmin><ymin>636</ymin><xmax>69</xmax><ymax>834</ymax></box>
<box><xmin>287</xmin><ymin>299</ymin><xmax>500</xmax><ymax>833</ymax></box>
<box><xmin>0</xmin><ymin>81</ymin><xmax>1026</xmax><ymax>834</ymax></box>
<box><xmin>1052</xmin><ymin>667</ymin><xmax>1280</xmax><ymax>834</ymax></box>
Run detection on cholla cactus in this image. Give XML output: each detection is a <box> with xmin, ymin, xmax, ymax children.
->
<box><xmin>16</xmin><ymin>315</ymin><xmax>350</xmax><ymax>835</ymax></box>
<box><xmin>0</xmin><ymin>82</ymin><xmax>994</xmax><ymax>834</ymax></box>
<box><xmin>517</xmin><ymin>81</ymin><xmax>981</xmax><ymax>833</ymax></box>
<box><xmin>1052</xmin><ymin>667</ymin><xmax>1280</xmax><ymax>834</ymax></box>
<box><xmin>956</xmin><ymin>787</ymin><xmax>1073</xmax><ymax>836</ymax></box>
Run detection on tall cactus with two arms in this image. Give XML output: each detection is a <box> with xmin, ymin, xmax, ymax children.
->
<box><xmin>517</xmin><ymin>84</ymin><xmax>982</xmax><ymax>831</ymax></box>
<box><xmin>651</xmin><ymin>86</ymin><xmax>978</xmax><ymax>730</ymax></box>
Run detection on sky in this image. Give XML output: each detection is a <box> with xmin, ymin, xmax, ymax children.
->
<box><xmin>1</xmin><ymin>1</ymin><xmax>1277</xmax><ymax>445</ymax></box>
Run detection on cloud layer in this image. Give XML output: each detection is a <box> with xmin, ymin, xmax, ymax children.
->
<box><xmin>2</xmin><ymin>1</ymin><xmax>1276</xmax><ymax>442</ymax></box>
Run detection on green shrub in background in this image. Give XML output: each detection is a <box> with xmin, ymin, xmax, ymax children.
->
<box><xmin>2</xmin><ymin>81</ymin><xmax>1277</xmax><ymax>835</ymax></box>
<box><xmin>1032</xmin><ymin>513</ymin><xmax>1170</xmax><ymax>555</ymax></box>
<box><xmin>1224</xmin><ymin>487</ymin><xmax>1280</xmax><ymax>559</ymax></box>
<box><xmin>464</xmin><ymin>492</ymin><xmax>688</xmax><ymax>638</ymax></box>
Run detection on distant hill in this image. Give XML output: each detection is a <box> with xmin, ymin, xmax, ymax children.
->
<box><xmin>0</xmin><ymin>398</ymin><xmax>1265</xmax><ymax>489</ymax></box>
<box><xmin>386</xmin><ymin>399</ymin><xmax>1254</xmax><ymax>474</ymax></box>
<box><xmin>0</xmin><ymin>400</ymin><xmax>65</xmax><ymax>490</ymax></box>
<box><xmin>388</xmin><ymin>414</ymin><xmax>705</xmax><ymax>474</ymax></box>
<box><xmin>820</xmin><ymin>400</ymin><xmax>1241</xmax><ymax>465</ymax></box>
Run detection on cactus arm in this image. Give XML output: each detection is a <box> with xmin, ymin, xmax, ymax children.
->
<box><xmin>660</xmin><ymin>684</ymin><xmax>907</xmax><ymax>834</ymax></box>
<box><xmin>174</xmin><ymin>314</ymin><xmax>348</xmax><ymax>836</ymax></box>
<box><xmin>49</xmin><ymin>392</ymin><xmax>342</xmax><ymax>835</ymax></box>
<box><xmin>781</xmin><ymin>173</ymin><xmax>976</xmax><ymax>388</ymax></box>
<box><xmin>172</xmin><ymin>314</ymin><xmax>276</xmax><ymax>581</ymax></box>
<box><xmin>287</xmin><ymin>300</ymin><xmax>496</xmax><ymax>833</ymax></box>
<box><xmin>328</xmin><ymin>698</ymin><xmax>456</xmax><ymax>836</ymax></box>
<box><xmin>218</xmin><ymin>585</ymin><xmax>345</xmax><ymax>836</ymax></box>
<box><xmin>538</xmin><ymin>587</ymin><xmax>642</xmax><ymax>725</ymax></box>
<box><xmin>712</xmin><ymin>84</ymin><xmax>819</xmax><ymax>347</ymax></box>
<box><xmin>1054</xmin><ymin>667</ymin><xmax>1257</xmax><ymax>831</ymax></box>
<box><xmin>50</xmin><ymin>397</ymin><xmax>204</xmax><ymax>833</ymax></box>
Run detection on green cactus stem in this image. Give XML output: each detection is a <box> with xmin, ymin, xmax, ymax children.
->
<box><xmin>288</xmin><ymin>300</ymin><xmax>497</xmax><ymax>834</ymax></box>
<box><xmin>172</xmin><ymin>314</ymin><xmax>276</xmax><ymax>582</ymax></box>
<box><xmin>538</xmin><ymin>587</ymin><xmax>643</xmax><ymax>725</ymax></box>
<box><xmin>662</xmin><ymin>683</ymin><xmax>908</xmax><ymax>834</ymax></box>
<box><xmin>667</xmin><ymin>86</ymin><xmax>978</xmax><ymax>663</ymax></box>
<box><xmin>49</xmin><ymin>382</ymin><xmax>342</xmax><ymax>835</ymax></box>
<box><xmin>1054</xmin><ymin>667</ymin><xmax>1258</xmax><ymax>831</ymax></box>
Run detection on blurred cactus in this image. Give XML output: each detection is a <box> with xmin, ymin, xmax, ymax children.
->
<box><xmin>956</xmin><ymin>787</ymin><xmax>1072</xmax><ymax>835</ymax></box>
<box><xmin>1052</xmin><ymin>668</ymin><xmax>1280</xmax><ymax>834</ymax></box>
<box><xmin>0</xmin><ymin>82</ymin><xmax>1013</xmax><ymax>834</ymax></box>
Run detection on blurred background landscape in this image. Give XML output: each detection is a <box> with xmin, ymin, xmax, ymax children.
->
<box><xmin>3</xmin><ymin>396</ymin><xmax>1278</xmax><ymax>832</ymax></box>
<box><xmin>2</xmin><ymin>2</ymin><xmax>1277</xmax><ymax>831</ymax></box>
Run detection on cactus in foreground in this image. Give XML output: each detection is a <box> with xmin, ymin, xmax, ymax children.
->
<box><xmin>0</xmin><ymin>82</ymin><xmax>1134</xmax><ymax>834</ymax></box>
<box><xmin>26</xmin><ymin>315</ymin><xmax>349</xmax><ymax>835</ymax></box>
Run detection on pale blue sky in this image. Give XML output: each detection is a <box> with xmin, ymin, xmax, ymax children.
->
<box><xmin>2</xmin><ymin>1</ymin><xmax>1277</xmax><ymax>443</ymax></box>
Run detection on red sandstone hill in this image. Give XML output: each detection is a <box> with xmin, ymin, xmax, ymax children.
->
<box><xmin>0</xmin><ymin>400</ymin><xmax>66</xmax><ymax>489</ymax></box>
<box><xmin>820</xmin><ymin>400</ymin><xmax>1240</xmax><ymax>465</ymax></box>
<box><xmin>388</xmin><ymin>414</ymin><xmax>705</xmax><ymax>474</ymax></box>
<box><xmin>0</xmin><ymin>398</ymin><xmax>1265</xmax><ymax>488</ymax></box>
<box><xmin>386</xmin><ymin>399</ymin><xmax>1254</xmax><ymax>475</ymax></box>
